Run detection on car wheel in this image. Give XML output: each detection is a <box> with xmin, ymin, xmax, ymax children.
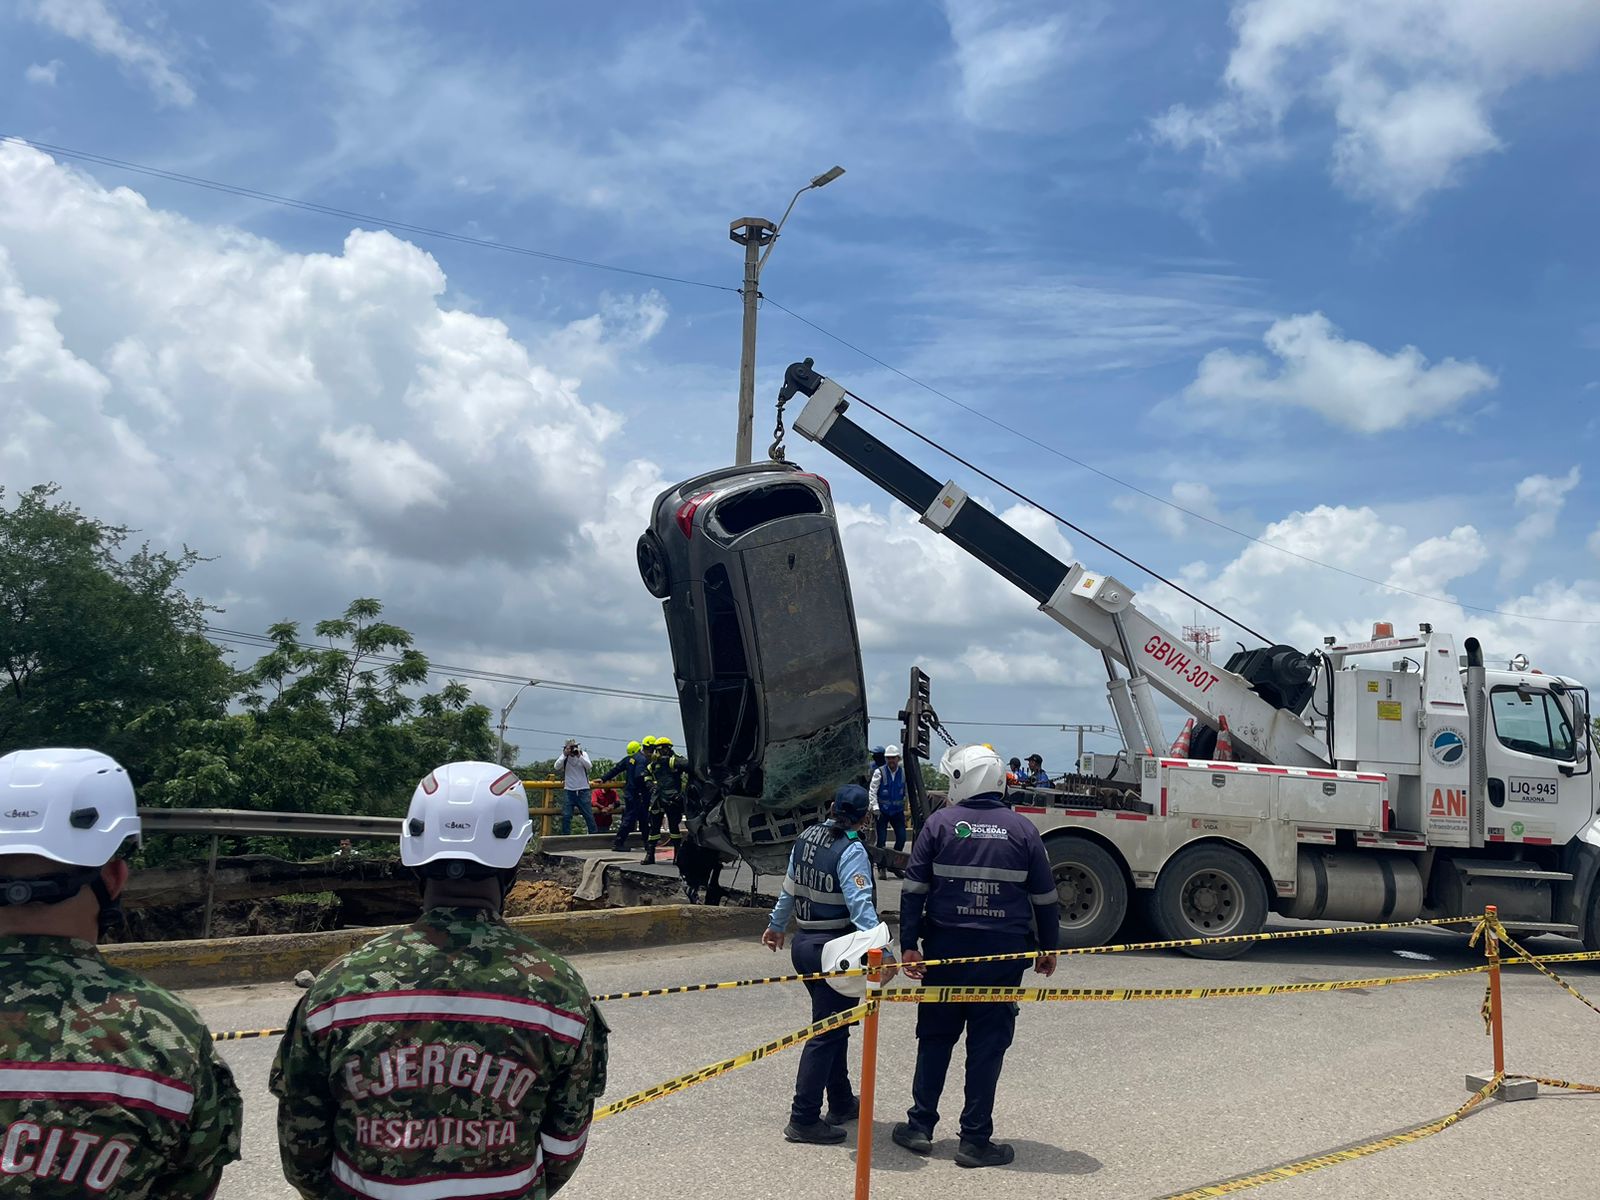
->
<box><xmin>636</xmin><ymin>530</ymin><xmax>671</xmax><ymax>598</ymax></box>
<box><xmin>1046</xmin><ymin>837</ymin><xmax>1128</xmax><ymax>949</ymax></box>
<box><xmin>1153</xmin><ymin>844</ymin><xmax>1268</xmax><ymax>960</ymax></box>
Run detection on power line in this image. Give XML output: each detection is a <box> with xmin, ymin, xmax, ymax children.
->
<box><xmin>827</xmin><ymin>383</ymin><xmax>1275</xmax><ymax>643</ymax></box>
<box><xmin>767</xmin><ymin>297</ymin><xmax>1600</xmax><ymax>627</ymax></box>
<box><xmin>202</xmin><ymin>625</ymin><xmax>678</xmax><ymax>704</ymax></box>
<box><xmin>1</xmin><ymin>135</ymin><xmax>737</xmax><ymax>296</ymax></box>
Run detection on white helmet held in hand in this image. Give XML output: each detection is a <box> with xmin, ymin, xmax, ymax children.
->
<box><xmin>940</xmin><ymin>743</ymin><xmax>1007</xmax><ymax>804</ymax></box>
<box><xmin>822</xmin><ymin>922</ymin><xmax>895</xmax><ymax>998</ymax></box>
<box><xmin>402</xmin><ymin>761</ymin><xmax>533</xmax><ymax>871</ymax></box>
<box><xmin>0</xmin><ymin>749</ymin><xmax>140</xmax><ymax>867</ymax></box>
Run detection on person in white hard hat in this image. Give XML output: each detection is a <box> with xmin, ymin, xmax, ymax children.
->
<box><xmin>868</xmin><ymin>744</ymin><xmax>909</xmax><ymax>879</ymax></box>
<box><xmin>0</xmin><ymin>748</ymin><xmax>242</xmax><ymax>1197</ymax></box>
<box><xmin>892</xmin><ymin>744</ymin><xmax>1059</xmax><ymax>1170</ymax></box>
<box><xmin>761</xmin><ymin>784</ymin><xmax>896</xmax><ymax>1146</ymax></box>
<box><xmin>271</xmin><ymin>761</ymin><xmax>608</xmax><ymax>1200</ymax></box>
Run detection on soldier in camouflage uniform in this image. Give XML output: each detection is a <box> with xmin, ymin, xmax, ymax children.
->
<box><xmin>0</xmin><ymin>748</ymin><xmax>242</xmax><ymax>1198</ymax></box>
<box><xmin>642</xmin><ymin>738</ymin><xmax>688</xmax><ymax>866</ymax></box>
<box><xmin>271</xmin><ymin>760</ymin><xmax>608</xmax><ymax>1200</ymax></box>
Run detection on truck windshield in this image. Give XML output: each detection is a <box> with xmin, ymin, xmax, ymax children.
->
<box><xmin>1490</xmin><ymin>687</ymin><xmax>1575</xmax><ymax>761</ymax></box>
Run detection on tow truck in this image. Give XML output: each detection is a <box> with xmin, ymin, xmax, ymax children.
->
<box><xmin>780</xmin><ymin>357</ymin><xmax>1599</xmax><ymax>957</ymax></box>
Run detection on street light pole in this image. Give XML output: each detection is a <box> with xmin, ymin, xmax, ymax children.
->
<box><xmin>497</xmin><ymin>680</ymin><xmax>540</xmax><ymax>766</ymax></box>
<box><xmin>730</xmin><ymin>165</ymin><xmax>846</xmax><ymax>465</ymax></box>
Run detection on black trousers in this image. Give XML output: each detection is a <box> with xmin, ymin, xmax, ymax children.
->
<box><xmin>875</xmin><ymin>811</ymin><xmax>907</xmax><ymax>852</ymax></box>
<box><xmin>907</xmin><ymin>927</ymin><xmax>1028</xmax><ymax>1143</ymax></box>
<box><xmin>612</xmin><ymin>794</ymin><xmax>647</xmax><ymax>849</ymax></box>
<box><xmin>789</xmin><ymin>931</ymin><xmax>859</xmax><ymax>1124</ymax></box>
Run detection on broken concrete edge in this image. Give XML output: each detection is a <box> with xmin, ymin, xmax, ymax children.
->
<box><xmin>105</xmin><ymin>903</ymin><xmax>771</xmax><ymax>990</ymax></box>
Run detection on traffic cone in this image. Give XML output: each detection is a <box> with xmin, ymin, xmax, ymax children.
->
<box><xmin>1214</xmin><ymin>715</ymin><xmax>1235</xmax><ymax>762</ymax></box>
<box><xmin>1168</xmin><ymin>718</ymin><xmax>1195</xmax><ymax>758</ymax></box>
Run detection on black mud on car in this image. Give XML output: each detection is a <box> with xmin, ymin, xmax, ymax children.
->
<box><xmin>638</xmin><ymin>461</ymin><xmax>869</xmax><ymax>874</ymax></box>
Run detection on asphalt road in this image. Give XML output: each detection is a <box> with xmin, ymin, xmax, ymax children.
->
<box><xmin>192</xmin><ymin>921</ymin><xmax>1600</xmax><ymax>1200</ymax></box>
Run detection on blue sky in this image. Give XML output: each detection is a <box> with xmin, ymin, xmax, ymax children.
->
<box><xmin>3</xmin><ymin>0</ymin><xmax>1598</xmax><ymax>766</ymax></box>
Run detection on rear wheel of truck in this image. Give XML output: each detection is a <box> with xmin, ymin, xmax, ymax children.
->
<box><xmin>1046</xmin><ymin>837</ymin><xmax>1128</xmax><ymax>949</ymax></box>
<box><xmin>1153</xmin><ymin>844</ymin><xmax>1268</xmax><ymax>960</ymax></box>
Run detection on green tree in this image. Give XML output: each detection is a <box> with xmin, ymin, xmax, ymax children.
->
<box><xmin>0</xmin><ymin>484</ymin><xmax>233</xmax><ymax>780</ymax></box>
<box><xmin>145</xmin><ymin>599</ymin><xmax>495</xmax><ymax>820</ymax></box>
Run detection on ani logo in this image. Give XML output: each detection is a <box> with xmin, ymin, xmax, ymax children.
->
<box><xmin>954</xmin><ymin>821</ymin><xmax>973</xmax><ymax>839</ymax></box>
<box><xmin>1429</xmin><ymin>728</ymin><xmax>1466</xmax><ymax>767</ymax></box>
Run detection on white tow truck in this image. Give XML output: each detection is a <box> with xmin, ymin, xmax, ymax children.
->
<box><xmin>779</xmin><ymin>357</ymin><xmax>1599</xmax><ymax>957</ymax></box>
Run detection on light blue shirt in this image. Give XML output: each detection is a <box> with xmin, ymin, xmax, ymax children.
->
<box><xmin>768</xmin><ymin>834</ymin><xmax>880</xmax><ymax>934</ymax></box>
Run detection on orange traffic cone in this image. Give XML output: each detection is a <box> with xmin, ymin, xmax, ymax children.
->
<box><xmin>1214</xmin><ymin>715</ymin><xmax>1235</xmax><ymax>762</ymax></box>
<box><xmin>1168</xmin><ymin>718</ymin><xmax>1194</xmax><ymax>758</ymax></box>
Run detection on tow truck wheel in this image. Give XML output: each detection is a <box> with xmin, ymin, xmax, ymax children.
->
<box><xmin>1153</xmin><ymin>844</ymin><xmax>1268</xmax><ymax>960</ymax></box>
<box><xmin>1046</xmin><ymin>837</ymin><xmax>1128</xmax><ymax>949</ymax></box>
<box><xmin>636</xmin><ymin>531</ymin><xmax>671</xmax><ymax>598</ymax></box>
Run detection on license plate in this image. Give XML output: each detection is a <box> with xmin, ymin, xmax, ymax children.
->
<box><xmin>1508</xmin><ymin>777</ymin><xmax>1559</xmax><ymax>804</ymax></box>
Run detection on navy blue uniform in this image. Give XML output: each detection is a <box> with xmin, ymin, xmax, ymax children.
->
<box><xmin>900</xmin><ymin>793</ymin><xmax>1059</xmax><ymax>1145</ymax></box>
<box><xmin>768</xmin><ymin>820</ymin><xmax>881</xmax><ymax>1126</ymax></box>
<box><xmin>600</xmin><ymin>753</ymin><xmax>650</xmax><ymax>851</ymax></box>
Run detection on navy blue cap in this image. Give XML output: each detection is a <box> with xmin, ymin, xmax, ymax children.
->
<box><xmin>871</xmin><ymin>746</ymin><xmax>886</xmax><ymax>756</ymax></box>
<box><xmin>831</xmin><ymin>784</ymin><xmax>871</xmax><ymax>822</ymax></box>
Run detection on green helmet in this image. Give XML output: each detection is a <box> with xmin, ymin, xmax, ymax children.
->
<box><xmin>627</xmin><ymin>741</ymin><xmax>642</xmax><ymax>754</ymax></box>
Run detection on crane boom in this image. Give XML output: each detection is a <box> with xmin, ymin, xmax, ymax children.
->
<box><xmin>783</xmin><ymin>360</ymin><xmax>1329</xmax><ymax>768</ymax></box>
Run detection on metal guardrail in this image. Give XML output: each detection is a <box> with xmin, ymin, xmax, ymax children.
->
<box><xmin>137</xmin><ymin>808</ymin><xmax>402</xmax><ymax>840</ymax></box>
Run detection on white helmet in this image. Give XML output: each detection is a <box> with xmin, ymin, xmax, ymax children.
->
<box><xmin>940</xmin><ymin>743</ymin><xmax>1007</xmax><ymax>804</ymax></box>
<box><xmin>821</xmin><ymin>922</ymin><xmax>895</xmax><ymax>998</ymax></box>
<box><xmin>402</xmin><ymin>761</ymin><xmax>532</xmax><ymax>871</ymax></box>
<box><xmin>884</xmin><ymin>744</ymin><xmax>901</xmax><ymax>758</ymax></box>
<box><xmin>0</xmin><ymin>749</ymin><xmax>140</xmax><ymax>868</ymax></box>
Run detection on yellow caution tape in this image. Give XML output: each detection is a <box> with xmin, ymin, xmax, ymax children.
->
<box><xmin>209</xmin><ymin>948</ymin><xmax>1600</xmax><ymax>1041</ymax></box>
<box><xmin>592</xmin><ymin>1001</ymin><xmax>874</xmax><ymax>1120</ymax></box>
<box><xmin>1507</xmin><ymin>1074</ymin><xmax>1600</xmax><ymax>1094</ymax></box>
<box><xmin>1158</xmin><ymin>1073</ymin><xmax>1502</xmax><ymax>1199</ymax></box>
<box><xmin>914</xmin><ymin>915</ymin><xmax>1484</xmax><ymax>971</ymax></box>
<box><xmin>875</xmin><ymin>962</ymin><xmax>1497</xmax><ymax>1006</ymax></box>
<box><xmin>1491</xmin><ymin>924</ymin><xmax>1600</xmax><ymax>1021</ymax></box>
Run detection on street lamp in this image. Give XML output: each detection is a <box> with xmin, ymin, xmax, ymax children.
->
<box><xmin>497</xmin><ymin>680</ymin><xmax>540</xmax><ymax>766</ymax></box>
<box><xmin>730</xmin><ymin>164</ymin><xmax>846</xmax><ymax>465</ymax></box>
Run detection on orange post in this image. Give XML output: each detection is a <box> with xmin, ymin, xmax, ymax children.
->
<box><xmin>1485</xmin><ymin>904</ymin><xmax>1505</xmax><ymax>1078</ymax></box>
<box><xmin>854</xmin><ymin>948</ymin><xmax>883</xmax><ymax>1200</ymax></box>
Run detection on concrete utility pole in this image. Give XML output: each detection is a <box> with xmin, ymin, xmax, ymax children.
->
<box><xmin>497</xmin><ymin>680</ymin><xmax>539</xmax><ymax>766</ymax></box>
<box><xmin>1060</xmin><ymin>723</ymin><xmax>1116</xmax><ymax>773</ymax></box>
<box><xmin>730</xmin><ymin>165</ymin><xmax>846</xmax><ymax>464</ymax></box>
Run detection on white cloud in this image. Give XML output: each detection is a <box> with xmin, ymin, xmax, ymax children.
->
<box><xmin>941</xmin><ymin>0</ymin><xmax>1073</xmax><ymax>125</ymax></box>
<box><xmin>1147</xmin><ymin>503</ymin><xmax>1600</xmax><ymax>681</ymax></box>
<box><xmin>0</xmin><ymin>141</ymin><xmax>668</xmax><ymax>696</ymax></box>
<box><xmin>1503</xmin><ymin>466</ymin><xmax>1582</xmax><ymax>581</ymax></box>
<box><xmin>1154</xmin><ymin>0</ymin><xmax>1600</xmax><ymax>209</ymax></box>
<box><xmin>28</xmin><ymin>0</ymin><xmax>194</xmax><ymax>105</ymax></box>
<box><xmin>24</xmin><ymin>59</ymin><xmax>62</xmax><ymax>85</ymax></box>
<box><xmin>1186</xmin><ymin>311</ymin><xmax>1497</xmax><ymax>433</ymax></box>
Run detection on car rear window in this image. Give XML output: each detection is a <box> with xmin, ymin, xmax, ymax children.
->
<box><xmin>712</xmin><ymin>483</ymin><xmax>824</xmax><ymax>537</ymax></box>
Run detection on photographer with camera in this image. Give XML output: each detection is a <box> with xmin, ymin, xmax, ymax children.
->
<box><xmin>558</xmin><ymin>739</ymin><xmax>597</xmax><ymax>835</ymax></box>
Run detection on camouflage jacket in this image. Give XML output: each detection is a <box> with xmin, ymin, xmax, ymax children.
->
<box><xmin>645</xmin><ymin>756</ymin><xmax>688</xmax><ymax>809</ymax></box>
<box><xmin>270</xmin><ymin>906</ymin><xmax>608</xmax><ymax>1200</ymax></box>
<box><xmin>0</xmin><ymin>933</ymin><xmax>242</xmax><ymax>1199</ymax></box>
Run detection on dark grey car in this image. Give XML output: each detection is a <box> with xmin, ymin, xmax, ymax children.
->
<box><xmin>638</xmin><ymin>461</ymin><xmax>868</xmax><ymax>874</ymax></box>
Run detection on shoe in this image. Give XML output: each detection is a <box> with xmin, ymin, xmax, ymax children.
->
<box><xmin>891</xmin><ymin>1123</ymin><xmax>932</xmax><ymax>1155</ymax></box>
<box><xmin>955</xmin><ymin>1140</ymin><xmax>1015</xmax><ymax>1168</ymax></box>
<box><xmin>642</xmin><ymin>854</ymin><xmax>655</xmax><ymax>865</ymax></box>
<box><xmin>784</xmin><ymin>1119</ymin><xmax>846</xmax><ymax>1145</ymax></box>
<box><xmin>823</xmin><ymin>1098</ymin><xmax>859</xmax><ymax>1126</ymax></box>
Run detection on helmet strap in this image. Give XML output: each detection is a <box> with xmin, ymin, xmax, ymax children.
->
<box><xmin>0</xmin><ymin>866</ymin><xmax>101</xmax><ymax>909</ymax></box>
<box><xmin>90</xmin><ymin>873</ymin><xmax>126</xmax><ymax>937</ymax></box>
